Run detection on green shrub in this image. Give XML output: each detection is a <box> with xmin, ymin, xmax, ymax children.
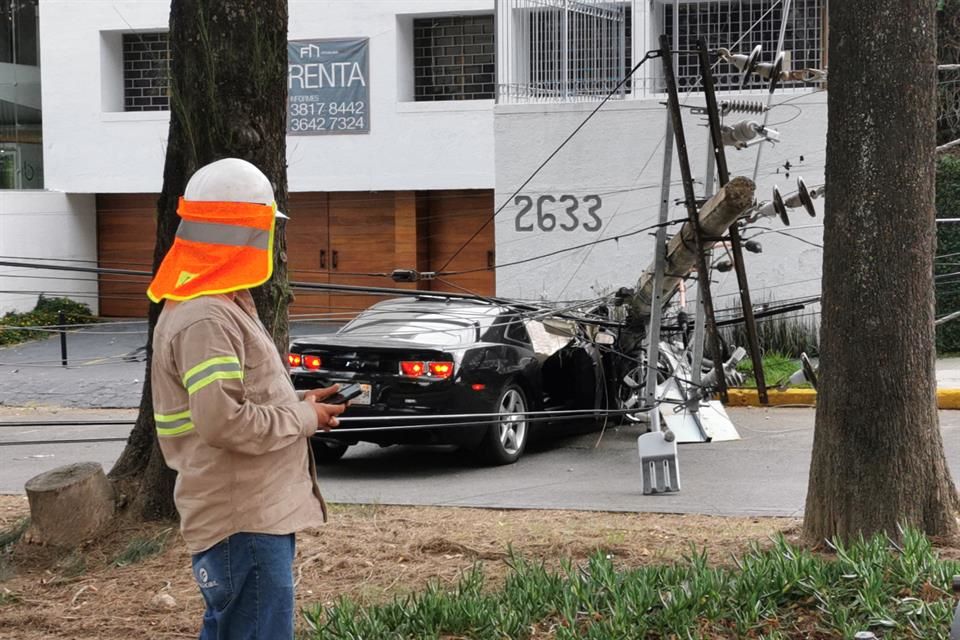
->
<box><xmin>0</xmin><ymin>295</ymin><xmax>96</xmax><ymax>346</ymax></box>
<box><xmin>718</xmin><ymin>299</ymin><xmax>819</xmax><ymax>359</ymax></box>
<box><xmin>735</xmin><ymin>351</ymin><xmax>808</xmax><ymax>388</ymax></box>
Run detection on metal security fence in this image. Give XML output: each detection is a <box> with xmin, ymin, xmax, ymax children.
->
<box><xmin>496</xmin><ymin>0</ymin><xmax>632</xmax><ymax>103</ymax></box>
<box><xmin>496</xmin><ymin>0</ymin><xmax>826</xmax><ymax>102</ymax></box>
<box><xmin>658</xmin><ymin>0</ymin><xmax>825</xmax><ymax>92</ymax></box>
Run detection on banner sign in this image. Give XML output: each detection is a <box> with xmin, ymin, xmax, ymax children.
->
<box><xmin>287</xmin><ymin>38</ymin><xmax>369</xmax><ymax>135</ymax></box>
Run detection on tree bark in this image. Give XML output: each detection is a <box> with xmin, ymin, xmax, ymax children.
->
<box><xmin>109</xmin><ymin>0</ymin><xmax>291</xmax><ymax>521</ymax></box>
<box><xmin>804</xmin><ymin>0</ymin><xmax>960</xmax><ymax>543</ymax></box>
<box><xmin>25</xmin><ymin>462</ymin><xmax>115</xmax><ymax>547</ymax></box>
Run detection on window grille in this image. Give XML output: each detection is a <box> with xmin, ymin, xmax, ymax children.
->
<box><xmin>497</xmin><ymin>0</ymin><xmax>631</xmax><ymax>103</ymax></box>
<box><xmin>497</xmin><ymin>0</ymin><xmax>826</xmax><ymax>101</ymax></box>
<box><xmin>657</xmin><ymin>0</ymin><xmax>825</xmax><ymax>92</ymax></box>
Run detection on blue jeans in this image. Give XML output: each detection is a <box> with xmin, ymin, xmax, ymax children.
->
<box><xmin>191</xmin><ymin>532</ymin><xmax>296</xmax><ymax>640</ymax></box>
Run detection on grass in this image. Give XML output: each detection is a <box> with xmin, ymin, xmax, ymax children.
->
<box><xmin>0</xmin><ymin>518</ymin><xmax>29</xmax><ymax>549</ymax></box>
<box><xmin>112</xmin><ymin>529</ymin><xmax>171</xmax><ymax>567</ymax></box>
<box><xmin>58</xmin><ymin>549</ymin><xmax>87</xmax><ymax>579</ymax></box>
<box><xmin>302</xmin><ymin>529</ymin><xmax>960</xmax><ymax>639</ymax></box>
<box><xmin>0</xmin><ymin>518</ymin><xmax>29</xmax><ymax>583</ymax></box>
<box><xmin>736</xmin><ymin>351</ymin><xmax>810</xmax><ymax>389</ymax></box>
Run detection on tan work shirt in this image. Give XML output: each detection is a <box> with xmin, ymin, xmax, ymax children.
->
<box><xmin>151</xmin><ymin>291</ymin><xmax>326</xmax><ymax>553</ymax></box>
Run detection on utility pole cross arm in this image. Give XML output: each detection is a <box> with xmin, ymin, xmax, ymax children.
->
<box><xmin>631</xmin><ymin>176</ymin><xmax>755</xmax><ymax>316</ymax></box>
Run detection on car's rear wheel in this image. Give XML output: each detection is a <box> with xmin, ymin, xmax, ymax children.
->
<box><xmin>478</xmin><ymin>384</ymin><xmax>528</xmax><ymax>465</ymax></box>
<box><xmin>310</xmin><ymin>438</ymin><xmax>349</xmax><ymax>463</ymax></box>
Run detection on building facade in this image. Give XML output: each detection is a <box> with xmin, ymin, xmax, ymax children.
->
<box><xmin>1</xmin><ymin>0</ymin><xmax>828</xmax><ymax>318</ymax></box>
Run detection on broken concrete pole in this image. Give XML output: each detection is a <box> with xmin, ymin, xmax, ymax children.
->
<box><xmin>25</xmin><ymin>462</ymin><xmax>115</xmax><ymax>547</ymax></box>
<box><xmin>632</xmin><ymin>176</ymin><xmax>756</xmax><ymax>316</ymax></box>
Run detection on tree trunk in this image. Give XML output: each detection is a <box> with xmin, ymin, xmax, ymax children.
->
<box><xmin>804</xmin><ymin>0</ymin><xmax>960</xmax><ymax>543</ymax></box>
<box><xmin>25</xmin><ymin>462</ymin><xmax>115</xmax><ymax>547</ymax></box>
<box><xmin>109</xmin><ymin>0</ymin><xmax>291</xmax><ymax>521</ymax></box>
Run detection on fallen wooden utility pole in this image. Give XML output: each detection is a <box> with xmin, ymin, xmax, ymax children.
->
<box><xmin>630</xmin><ymin>175</ymin><xmax>756</xmax><ymax>317</ymax></box>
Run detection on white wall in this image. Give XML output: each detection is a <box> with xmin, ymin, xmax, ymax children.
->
<box><xmin>39</xmin><ymin>1</ymin><xmax>171</xmax><ymax>194</ymax></box>
<box><xmin>0</xmin><ymin>191</ymin><xmax>98</xmax><ymax>315</ymax></box>
<box><xmin>493</xmin><ymin>91</ymin><xmax>828</xmax><ymax>309</ymax></box>
<box><xmin>39</xmin><ymin>0</ymin><xmax>496</xmax><ymax>194</ymax></box>
<box><xmin>287</xmin><ymin>1</ymin><xmax>494</xmax><ymax>192</ymax></box>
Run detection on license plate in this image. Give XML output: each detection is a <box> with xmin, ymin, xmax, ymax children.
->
<box><xmin>353</xmin><ymin>383</ymin><xmax>372</xmax><ymax>406</ymax></box>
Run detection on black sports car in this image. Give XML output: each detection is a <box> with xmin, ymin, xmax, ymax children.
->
<box><xmin>288</xmin><ymin>297</ymin><xmax>604</xmax><ymax>465</ymax></box>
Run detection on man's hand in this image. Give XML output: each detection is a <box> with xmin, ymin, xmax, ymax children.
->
<box><xmin>304</xmin><ymin>385</ymin><xmax>347</xmax><ymax>432</ymax></box>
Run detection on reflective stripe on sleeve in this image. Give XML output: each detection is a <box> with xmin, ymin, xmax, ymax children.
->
<box><xmin>187</xmin><ymin>369</ymin><xmax>244</xmax><ymax>395</ymax></box>
<box><xmin>155</xmin><ymin>409</ymin><xmax>195</xmax><ymax>437</ymax></box>
<box><xmin>182</xmin><ymin>356</ymin><xmax>243</xmax><ymax>394</ymax></box>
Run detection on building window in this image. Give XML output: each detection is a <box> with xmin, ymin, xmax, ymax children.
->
<box><xmin>0</xmin><ymin>0</ymin><xmax>42</xmax><ymax>189</ymax></box>
<box><xmin>528</xmin><ymin>4</ymin><xmax>631</xmax><ymax>99</ymax></box>
<box><xmin>123</xmin><ymin>32</ymin><xmax>170</xmax><ymax>111</ymax></box>
<box><xmin>497</xmin><ymin>0</ymin><xmax>631</xmax><ymax>104</ymax></box>
<box><xmin>414</xmin><ymin>15</ymin><xmax>495</xmax><ymax>101</ymax></box>
<box><xmin>661</xmin><ymin>0</ymin><xmax>825</xmax><ymax>91</ymax></box>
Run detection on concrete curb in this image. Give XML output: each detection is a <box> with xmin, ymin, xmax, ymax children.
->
<box><xmin>726</xmin><ymin>388</ymin><xmax>960</xmax><ymax>409</ymax></box>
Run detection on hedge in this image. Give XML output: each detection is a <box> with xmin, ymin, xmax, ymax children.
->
<box><xmin>0</xmin><ymin>296</ymin><xmax>95</xmax><ymax>346</ymax></box>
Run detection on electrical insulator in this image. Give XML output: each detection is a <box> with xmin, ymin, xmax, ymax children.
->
<box><xmin>719</xmin><ymin>100</ymin><xmax>768</xmax><ymax>116</ymax></box>
<box><xmin>720</xmin><ymin>120</ymin><xmax>779</xmax><ymax>150</ymax></box>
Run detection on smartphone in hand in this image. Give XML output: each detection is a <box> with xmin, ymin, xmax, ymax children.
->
<box><xmin>324</xmin><ymin>382</ymin><xmax>363</xmax><ymax>405</ymax></box>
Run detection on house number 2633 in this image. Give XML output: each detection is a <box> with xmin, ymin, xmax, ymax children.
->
<box><xmin>514</xmin><ymin>194</ymin><xmax>602</xmax><ymax>232</ymax></box>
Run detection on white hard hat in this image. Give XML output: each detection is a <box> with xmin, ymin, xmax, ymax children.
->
<box><xmin>184</xmin><ymin>158</ymin><xmax>288</xmax><ymax>219</ymax></box>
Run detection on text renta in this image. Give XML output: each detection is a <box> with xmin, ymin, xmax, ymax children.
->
<box><xmin>288</xmin><ymin>62</ymin><xmax>366</xmax><ymax>90</ymax></box>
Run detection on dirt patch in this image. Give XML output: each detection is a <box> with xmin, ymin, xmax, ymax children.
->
<box><xmin>0</xmin><ymin>494</ymin><xmax>948</xmax><ymax>639</ymax></box>
<box><xmin>0</xmin><ymin>495</ymin><xmax>797</xmax><ymax>639</ymax></box>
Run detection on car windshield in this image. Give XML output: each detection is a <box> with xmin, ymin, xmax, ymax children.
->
<box><xmin>339</xmin><ymin>313</ymin><xmax>481</xmax><ymax>346</ymax></box>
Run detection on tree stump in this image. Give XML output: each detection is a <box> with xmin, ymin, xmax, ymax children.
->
<box><xmin>25</xmin><ymin>462</ymin><xmax>115</xmax><ymax>547</ymax></box>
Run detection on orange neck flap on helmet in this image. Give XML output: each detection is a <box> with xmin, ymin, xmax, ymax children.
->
<box><xmin>147</xmin><ymin>198</ymin><xmax>276</xmax><ymax>303</ymax></box>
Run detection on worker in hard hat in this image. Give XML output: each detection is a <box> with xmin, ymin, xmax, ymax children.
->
<box><xmin>148</xmin><ymin>158</ymin><xmax>343</xmax><ymax>640</ymax></box>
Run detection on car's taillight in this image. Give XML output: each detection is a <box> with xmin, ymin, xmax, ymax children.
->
<box><xmin>303</xmin><ymin>355</ymin><xmax>322</xmax><ymax>370</ymax></box>
<box><xmin>400</xmin><ymin>360</ymin><xmax>453</xmax><ymax>378</ymax></box>
<box><xmin>400</xmin><ymin>361</ymin><xmax>425</xmax><ymax>377</ymax></box>
<box><xmin>287</xmin><ymin>353</ymin><xmax>302</xmax><ymax>368</ymax></box>
<box><xmin>428</xmin><ymin>361</ymin><xmax>454</xmax><ymax>379</ymax></box>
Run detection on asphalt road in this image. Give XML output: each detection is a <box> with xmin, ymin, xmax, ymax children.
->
<box><xmin>2</xmin><ymin>328</ymin><xmax>960</xmax><ymax>516</ymax></box>
<box><xmin>2</xmin><ymin>408</ymin><xmax>958</xmax><ymax>518</ymax></box>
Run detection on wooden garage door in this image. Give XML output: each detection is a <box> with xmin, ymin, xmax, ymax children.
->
<box><xmin>97</xmin><ymin>189</ymin><xmax>496</xmax><ymax>319</ymax></box>
<box><xmin>286</xmin><ymin>192</ymin><xmax>397</xmax><ymax>319</ymax></box>
<box><xmin>96</xmin><ymin>194</ymin><xmax>156</xmax><ymax>318</ymax></box>
<box><xmin>423</xmin><ymin>190</ymin><xmax>495</xmax><ymax>297</ymax></box>
<box><xmin>285</xmin><ymin>192</ymin><xmax>330</xmax><ymax>318</ymax></box>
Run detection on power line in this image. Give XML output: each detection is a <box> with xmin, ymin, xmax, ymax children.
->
<box><xmin>441</xmin><ymin>217</ymin><xmax>687</xmax><ymax>277</ymax></box>
<box><xmin>437</xmin><ymin>50</ymin><xmax>662</xmax><ymax>273</ymax></box>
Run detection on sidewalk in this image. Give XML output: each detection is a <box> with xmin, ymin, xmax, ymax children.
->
<box><xmin>728</xmin><ymin>357</ymin><xmax>960</xmax><ymax>408</ymax></box>
<box><xmin>3</xmin><ymin>327</ymin><xmax>960</xmax><ymax>409</ymax></box>
<box><xmin>0</xmin><ymin>322</ymin><xmax>336</xmax><ymax>408</ymax></box>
